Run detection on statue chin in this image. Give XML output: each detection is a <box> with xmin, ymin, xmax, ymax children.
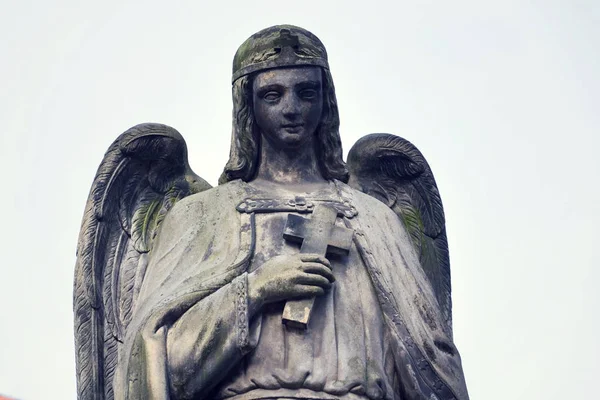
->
<box><xmin>266</xmin><ymin>128</ymin><xmax>312</xmax><ymax>147</ymax></box>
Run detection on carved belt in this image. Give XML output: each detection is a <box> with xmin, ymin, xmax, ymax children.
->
<box><xmin>236</xmin><ymin>196</ymin><xmax>358</xmax><ymax>219</ymax></box>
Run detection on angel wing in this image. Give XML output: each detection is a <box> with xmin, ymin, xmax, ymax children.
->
<box><xmin>347</xmin><ymin>133</ymin><xmax>453</xmax><ymax>335</ymax></box>
<box><xmin>73</xmin><ymin>123</ymin><xmax>211</xmax><ymax>399</ymax></box>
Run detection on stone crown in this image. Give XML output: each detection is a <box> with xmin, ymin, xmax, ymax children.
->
<box><xmin>232</xmin><ymin>25</ymin><xmax>329</xmax><ymax>84</ymax></box>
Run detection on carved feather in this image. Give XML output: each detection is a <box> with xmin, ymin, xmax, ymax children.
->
<box><xmin>347</xmin><ymin>133</ymin><xmax>453</xmax><ymax>335</ymax></box>
<box><xmin>130</xmin><ymin>187</ymin><xmax>162</xmax><ymax>253</ymax></box>
<box><xmin>117</xmin><ymin>164</ymin><xmax>145</xmax><ymax>235</ymax></box>
<box><xmin>118</xmin><ymin>241</ymin><xmax>143</xmax><ymax>329</ymax></box>
<box><xmin>74</xmin><ymin>123</ymin><xmax>211</xmax><ymax>399</ymax></box>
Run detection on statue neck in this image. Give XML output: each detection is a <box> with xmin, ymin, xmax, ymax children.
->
<box><xmin>254</xmin><ymin>135</ymin><xmax>326</xmax><ymax>186</ymax></box>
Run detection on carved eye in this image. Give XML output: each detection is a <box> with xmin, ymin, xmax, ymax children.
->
<box><xmin>263</xmin><ymin>91</ymin><xmax>281</xmax><ymax>102</ymax></box>
<box><xmin>299</xmin><ymin>89</ymin><xmax>317</xmax><ymax>99</ymax></box>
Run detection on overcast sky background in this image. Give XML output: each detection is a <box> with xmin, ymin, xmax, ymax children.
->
<box><xmin>1</xmin><ymin>1</ymin><xmax>599</xmax><ymax>399</ymax></box>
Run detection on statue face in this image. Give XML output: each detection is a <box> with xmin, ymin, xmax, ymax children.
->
<box><xmin>252</xmin><ymin>67</ymin><xmax>323</xmax><ymax>149</ymax></box>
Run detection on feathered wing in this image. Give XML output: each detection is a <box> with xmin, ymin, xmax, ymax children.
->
<box><xmin>347</xmin><ymin>133</ymin><xmax>453</xmax><ymax>335</ymax></box>
<box><xmin>73</xmin><ymin>123</ymin><xmax>211</xmax><ymax>399</ymax></box>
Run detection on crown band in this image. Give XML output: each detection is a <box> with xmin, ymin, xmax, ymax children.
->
<box><xmin>232</xmin><ymin>58</ymin><xmax>329</xmax><ymax>83</ymax></box>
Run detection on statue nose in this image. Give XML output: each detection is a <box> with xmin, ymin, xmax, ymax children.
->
<box><xmin>282</xmin><ymin>94</ymin><xmax>301</xmax><ymax>117</ymax></box>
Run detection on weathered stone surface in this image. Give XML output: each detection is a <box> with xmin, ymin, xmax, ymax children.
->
<box><xmin>74</xmin><ymin>25</ymin><xmax>469</xmax><ymax>400</ymax></box>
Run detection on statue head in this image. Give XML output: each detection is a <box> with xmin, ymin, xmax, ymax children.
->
<box><xmin>219</xmin><ymin>25</ymin><xmax>349</xmax><ymax>184</ymax></box>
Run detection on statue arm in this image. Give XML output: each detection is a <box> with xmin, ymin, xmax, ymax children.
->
<box><xmin>112</xmin><ymin>189</ymin><xmax>262</xmax><ymax>399</ymax></box>
<box><xmin>118</xmin><ymin>189</ymin><xmax>336</xmax><ymax>399</ymax></box>
<box><xmin>163</xmin><ymin>253</ymin><xmax>335</xmax><ymax>398</ymax></box>
<box><xmin>166</xmin><ymin>272</ymin><xmax>261</xmax><ymax>398</ymax></box>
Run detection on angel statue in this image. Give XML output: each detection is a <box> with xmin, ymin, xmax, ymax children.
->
<box><xmin>74</xmin><ymin>25</ymin><xmax>469</xmax><ymax>400</ymax></box>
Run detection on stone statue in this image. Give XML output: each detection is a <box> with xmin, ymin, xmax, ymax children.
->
<box><xmin>74</xmin><ymin>25</ymin><xmax>469</xmax><ymax>400</ymax></box>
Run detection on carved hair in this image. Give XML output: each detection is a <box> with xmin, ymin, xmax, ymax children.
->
<box><xmin>219</xmin><ymin>66</ymin><xmax>349</xmax><ymax>184</ymax></box>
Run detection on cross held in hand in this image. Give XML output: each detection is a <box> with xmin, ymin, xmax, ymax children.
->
<box><xmin>282</xmin><ymin>204</ymin><xmax>354</xmax><ymax>329</ymax></box>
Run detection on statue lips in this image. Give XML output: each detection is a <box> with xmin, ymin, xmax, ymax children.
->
<box><xmin>281</xmin><ymin>123</ymin><xmax>304</xmax><ymax>134</ymax></box>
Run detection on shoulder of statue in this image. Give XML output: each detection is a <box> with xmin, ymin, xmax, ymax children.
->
<box><xmin>167</xmin><ymin>180</ymin><xmax>246</xmax><ymax>219</ymax></box>
<box><xmin>333</xmin><ymin>179</ymin><xmax>391</xmax><ymax>211</ymax></box>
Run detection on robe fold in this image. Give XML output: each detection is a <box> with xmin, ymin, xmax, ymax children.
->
<box><xmin>113</xmin><ymin>180</ymin><xmax>469</xmax><ymax>400</ymax></box>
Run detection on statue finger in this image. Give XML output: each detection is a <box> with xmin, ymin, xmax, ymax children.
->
<box><xmin>294</xmin><ymin>273</ymin><xmax>332</xmax><ymax>289</ymax></box>
<box><xmin>300</xmin><ymin>253</ymin><xmax>331</xmax><ymax>268</ymax></box>
<box><xmin>301</xmin><ymin>263</ymin><xmax>335</xmax><ymax>282</ymax></box>
<box><xmin>296</xmin><ymin>285</ymin><xmax>326</xmax><ymax>297</ymax></box>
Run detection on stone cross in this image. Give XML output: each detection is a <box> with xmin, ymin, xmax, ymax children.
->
<box><xmin>282</xmin><ymin>204</ymin><xmax>354</xmax><ymax>329</ymax></box>
<box><xmin>275</xmin><ymin>29</ymin><xmax>299</xmax><ymax>49</ymax></box>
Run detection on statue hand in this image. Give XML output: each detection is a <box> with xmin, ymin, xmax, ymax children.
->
<box><xmin>247</xmin><ymin>254</ymin><xmax>334</xmax><ymax>310</ymax></box>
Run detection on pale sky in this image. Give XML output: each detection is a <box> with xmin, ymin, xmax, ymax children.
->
<box><xmin>1</xmin><ymin>1</ymin><xmax>599</xmax><ymax>399</ymax></box>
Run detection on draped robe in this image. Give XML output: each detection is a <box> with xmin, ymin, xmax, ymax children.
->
<box><xmin>113</xmin><ymin>180</ymin><xmax>469</xmax><ymax>400</ymax></box>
